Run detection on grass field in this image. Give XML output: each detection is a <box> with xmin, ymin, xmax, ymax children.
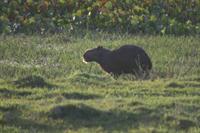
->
<box><xmin>0</xmin><ymin>33</ymin><xmax>200</xmax><ymax>133</ymax></box>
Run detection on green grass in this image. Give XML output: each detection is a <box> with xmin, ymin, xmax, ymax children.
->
<box><xmin>0</xmin><ymin>33</ymin><xmax>200</xmax><ymax>133</ymax></box>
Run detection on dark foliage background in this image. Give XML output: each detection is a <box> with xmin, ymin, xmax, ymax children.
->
<box><xmin>0</xmin><ymin>0</ymin><xmax>200</xmax><ymax>35</ymax></box>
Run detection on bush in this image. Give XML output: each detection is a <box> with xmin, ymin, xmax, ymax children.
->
<box><xmin>0</xmin><ymin>0</ymin><xmax>200</xmax><ymax>35</ymax></box>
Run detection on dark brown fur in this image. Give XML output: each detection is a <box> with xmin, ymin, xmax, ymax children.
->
<box><xmin>83</xmin><ymin>45</ymin><xmax>152</xmax><ymax>78</ymax></box>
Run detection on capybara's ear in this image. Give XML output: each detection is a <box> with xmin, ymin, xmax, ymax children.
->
<box><xmin>97</xmin><ymin>46</ymin><xmax>103</xmax><ymax>49</ymax></box>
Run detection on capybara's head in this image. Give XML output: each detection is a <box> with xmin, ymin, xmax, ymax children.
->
<box><xmin>83</xmin><ymin>46</ymin><xmax>104</xmax><ymax>63</ymax></box>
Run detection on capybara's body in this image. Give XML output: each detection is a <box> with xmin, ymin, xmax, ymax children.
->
<box><xmin>83</xmin><ymin>45</ymin><xmax>152</xmax><ymax>78</ymax></box>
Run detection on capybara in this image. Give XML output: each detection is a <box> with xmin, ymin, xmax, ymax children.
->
<box><xmin>83</xmin><ymin>45</ymin><xmax>152</xmax><ymax>78</ymax></box>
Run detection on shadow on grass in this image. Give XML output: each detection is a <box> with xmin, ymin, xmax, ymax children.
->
<box><xmin>68</xmin><ymin>72</ymin><xmax>114</xmax><ymax>87</ymax></box>
<box><xmin>1</xmin><ymin>112</ymin><xmax>58</xmax><ymax>133</ymax></box>
<box><xmin>62</xmin><ymin>92</ymin><xmax>102</xmax><ymax>100</ymax></box>
<box><xmin>48</xmin><ymin>104</ymin><xmax>172</xmax><ymax>132</ymax></box>
<box><xmin>184</xmin><ymin>82</ymin><xmax>200</xmax><ymax>88</ymax></box>
<box><xmin>0</xmin><ymin>103</ymin><xmax>197</xmax><ymax>132</ymax></box>
<box><xmin>40</xmin><ymin>92</ymin><xmax>102</xmax><ymax>100</ymax></box>
<box><xmin>0</xmin><ymin>105</ymin><xmax>59</xmax><ymax>133</ymax></box>
<box><xmin>166</xmin><ymin>82</ymin><xmax>185</xmax><ymax>88</ymax></box>
<box><xmin>0</xmin><ymin>88</ymin><xmax>32</xmax><ymax>98</ymax></box>
<box><xmin>128</xmin><ymin>90</ymin><xmax>200</xmax><ymax>98</ymax></box>
<box><xmin>182</xmin><ymin>76</ymin><xmax>200</xmax><ymax>82</ymax></box>
<box><xmin>0</xmin><ymin>103</ymin><xmax>28</xmax><ymax>114</ymax></box>
<box><xmin>13</xmin><ymin>75</ymin><xmax>56</xmax><ymax>88</ymax></box>
<box><xmin>166</xmin><ymin>82</ymin><xmax>200</xmax><ymax>89</ymax></box>
<box><xmin>0</xmin><ymin>106</ymin><xmax>19</xmax><ymax>113</ymax></box>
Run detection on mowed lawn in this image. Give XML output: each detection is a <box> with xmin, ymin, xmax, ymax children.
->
<box><xmin>0</xmin><ymin>33</ymin><xmax>200</xmax><ymax>133</ymax></box>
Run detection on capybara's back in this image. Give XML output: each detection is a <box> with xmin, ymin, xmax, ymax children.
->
<box><xmin>110</xmin><ymin>45</ymin><xmax>152</xmax><ymax>75</ymax></box>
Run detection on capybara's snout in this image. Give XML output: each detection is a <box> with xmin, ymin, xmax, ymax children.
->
<box><xmin>83</xmin><ymin>52</ymin><xmax>91</xmax><ymax>62</ymax></box>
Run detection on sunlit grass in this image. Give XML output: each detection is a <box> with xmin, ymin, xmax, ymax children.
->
<box><xmin>0</xmin><ymin>33</ymin><xmax>200</xmax><ymax>132</ymax></box>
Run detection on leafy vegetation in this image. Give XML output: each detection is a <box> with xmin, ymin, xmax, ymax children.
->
<box><xmin>0</xmin><ymin>33</ymin><xmax>200</xmax><ymax>132</ymax></box>
<box><xmin>1</xmin><ymin>0</ymin><xmax>200</xmax><ymax>35</ymax></box>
